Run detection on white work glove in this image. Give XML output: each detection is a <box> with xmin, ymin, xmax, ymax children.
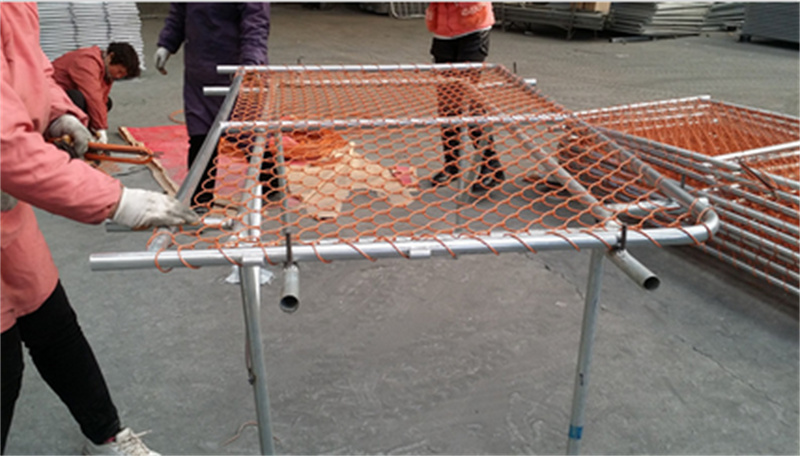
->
<box><xmin>112</xmin><ymin>188</ymin><xmax>199</xmax><ymax>229</ymax></box>
<box><xmin>154</xmin><ymin>47</ymin><xmax>171</xmax><ymax>75</ymax></box>
<box><xmin>95</xmin><ymin>129</ymin><xmax>108</xmax><ymax>144</ymax></box>
<box><xmin>46</xmin><ymin>114</ymin><xmax>92</xmax><ymax>158</ymax></box>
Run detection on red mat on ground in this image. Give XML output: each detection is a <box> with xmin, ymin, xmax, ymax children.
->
<box><xmin>125</xmin><ymin>124</ymin><xmax>189</xmax><ymax>184</ymax></box>
<box><xmin>124</xmin><ymin>124</ymin><xmax>246</xmax><ymax>202</ymax></box>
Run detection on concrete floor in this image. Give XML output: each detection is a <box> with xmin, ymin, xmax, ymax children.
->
<box><xmin>4</xmin><ymin>4</ymin><xmax>799</xmax><ymax>455</ymax></box>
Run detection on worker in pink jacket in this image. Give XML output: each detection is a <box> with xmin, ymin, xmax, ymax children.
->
<box><xmin>52</xmin><ymin>42</ymin><xmax>141</xmax><ymax>144</ymax></box>
<box><xmin>0</xmin><ymin>3</ymin><xmax>197</xmax><ymax>454</ymax></box>
<box><xmin>426</xmin><ymin>2</ymin><xmax>504</xmax><ymax>194</ymax></box>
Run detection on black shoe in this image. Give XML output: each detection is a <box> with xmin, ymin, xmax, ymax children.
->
<box><xmin>261</xmin><ymin>175</ymin><xmax>281</xmax><ymax>201</ymax></box>
<box><xmin>431</xmin><ymin>168</ymin><xmax>458</xmax><ymax>186</ymax></box>
<box><xmin>471</xmin><ymin>169</ymin><xmax>505</xmax><ymax>194</ymax></box>
<box><xmin>264</xmin><ymin>189</ymin><xmax>282</xmax><ymax>202</ymax></box>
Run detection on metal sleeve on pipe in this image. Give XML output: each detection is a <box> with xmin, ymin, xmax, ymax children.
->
<box><xmin>280</xmin><ymin>263</ymin><xmax>300</xmax><ymax>313</ymax></box>
<box><xmin>606</xmin><ymin>249</ymin><xmax>661</xmax><ymax>291</ymax></box>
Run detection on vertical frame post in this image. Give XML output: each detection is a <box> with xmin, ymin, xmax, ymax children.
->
<box><xmin>237</xmin><ymin>119</ymin><xmax>275</xmax><ymax>454</ymax></box>
<box><xmin>566</xmin><ymin>248</ymin><xmax>605</xmax><ymax>455</ymax></box>
<box><xmin>239</xmin><ymin>259</ymin><xmax>276</xmax><ymax>455</ymax></box>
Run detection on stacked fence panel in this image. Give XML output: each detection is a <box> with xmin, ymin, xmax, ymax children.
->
<box><xmin>577</xmin><ymin>97</ymin><xmax>800</xmax><ymax>296</ymax></box>
<box><xmin>606</xmin><ymin>2</ymin><xmax>713</xmax><ymax>36</ymax></box>
<box><xmin>741</xmin><ymin>3</ymin><xmax>800</xmax><ymax>44</ymax></box>
<box><xmin>37</xmin><ymin>2</ymin><xmax>145</xmax><ymax>70</ymax></box>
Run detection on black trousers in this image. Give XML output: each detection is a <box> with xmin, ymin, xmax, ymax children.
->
<box><xmin>188</xmin><ymin>134</ymin><xmax>278</xmax><ymax>206</ymax></box>
<box><xmin>65</xmin><ymin>89</ymin><xmax>113</xmax><ymax>118</ymax></box>
<box><xmin>1</xmin><ymin>281</ymin><xmax>120</xmax><ymax>453</ymax></box>
<box><xmin>188</xmin><ymin>134</ymin><xmax>219</xmax><ymax>206</ymax></box>
<box><xmin>430</xmin><ymin>30</ymin><xmax>499</xmax><ymax>173</ymax></box>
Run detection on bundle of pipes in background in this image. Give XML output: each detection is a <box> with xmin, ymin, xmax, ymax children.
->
<box><xmin>38</xmin><ymin>2</ymin><xmax>145</xmax><ymax>70</ymax></box>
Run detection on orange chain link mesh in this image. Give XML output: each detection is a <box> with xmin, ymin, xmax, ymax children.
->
<box><xmin>149</xmin><ymin>66</ymin><xmax>711</xmax><ymax>261</ymax></box>
<box><xmin>577</xmin><ymin>97</ymin><xmax>799</xmax><ymax>294</ymax></box>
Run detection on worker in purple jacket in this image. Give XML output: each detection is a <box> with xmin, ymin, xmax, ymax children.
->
<box><xmin>154</xmin><ymin>3</ymin><xmax>271</xmax><ymax>210</ymax></box>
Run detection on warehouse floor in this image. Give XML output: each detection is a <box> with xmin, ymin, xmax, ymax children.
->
<box><xmin>4</xmin><ymin>4</ymin><xmax>798</xmax><ymax>455</ymax></box>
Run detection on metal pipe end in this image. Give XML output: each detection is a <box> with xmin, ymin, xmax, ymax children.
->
<box><xmin>280</xmin><ymin>263</ymin><xmax>300</xmax><ymax>313</ymax></box>
<box><xmin>606</xmin><ymin>249</ymin><xmax>661</xmax><ymax>292</ymax></box>
<box><xmin>642</xmin><ymin>275</ymin><xmax>661</xmax><ymax>291</ymax></box>
<box><xmin>280</xmin><ymin>294</ymin><xmax>299</xmax><ymax>313</ymax></box>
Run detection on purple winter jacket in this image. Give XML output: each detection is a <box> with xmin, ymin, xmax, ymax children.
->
<box><xmin>157</xmin><ymin>3</ymin><xmax>270</xmax><ymax>136</ymax></box>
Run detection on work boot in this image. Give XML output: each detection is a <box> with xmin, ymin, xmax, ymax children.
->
<box><xmin>258</xmin><ymin>149</ymin><xmax>281</xmax><ymax>201</ymax></box>
<box><xmin>471</xmin><ymin>159</ymin><xmax>505</xmax><ymax>194</ymax></box>
<box><xmin>432</xmin><ymin>127</ymin><xmax>461</xmax><ymax>186</ymax></box>
<box><xmin>83</xmin><ymin>428</ymin><xmax>159</xmax><ymax>456</ymax></box>
<box><xmin>260</xmin><ymin>175</ymin><xmax>281</xmax><ymax>201</ymax></box>
<box><xmin>431</xmin><ymin>166</ymin><xmax>460</xmax><ymax>185</ymax></box>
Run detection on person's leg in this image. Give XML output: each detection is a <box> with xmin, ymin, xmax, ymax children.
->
<box><xmin>66</xmin><ymin>89</ymin><xmax>88</xmax><ymax>115</ymax></box>
<box><xmin>431</xmin><ymin>38</ymin><xmax>464</xmax><ymax>184</ymax></box>
<box><xmin>187</xmin><ymin>134</ymin><xmax>218</xmax><ymax>207</ymax></box>
<box><xmin>456</xmin><ymin>30</ymin><xmax>504</xmax><ymax>191</ymax></box>
<box><xmin>257</xmin><ymin>138</ymin><xmax>280</xmax><ymax>201</ymax></box>
<box><xmin>106</xmin><ymin>97</ymin><xmax>113</xmax><ymax>113</ymax></box>
<box><xmin>1</xmin><ymin>326</ymin><xmax>24</xmax><ymax>454</ymax></box>
<box><xmin>16</xmin><ymin>282</ymin><xmax>121</xmax><ymax>445</ymax></box>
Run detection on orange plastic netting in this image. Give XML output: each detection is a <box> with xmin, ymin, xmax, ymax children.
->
<box><xmin>577</xmin><ymin>97</ymin><xmax>799</xmax><ymax>294</ymax></box>
<box><xmin>152</xmin><ymin>66</ymin><xmax>711</xmax><ymax>258</ymax></box>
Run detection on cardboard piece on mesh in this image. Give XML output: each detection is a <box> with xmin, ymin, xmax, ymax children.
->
<box><xmin>285</xmin><ymin>141</ymin><xmax>419</xmax><ymax>220</ymax></box>
<box><xmin>120</xmin><ymin>125</ymin><xmax>419</xmax><ymax>220</ymax></box>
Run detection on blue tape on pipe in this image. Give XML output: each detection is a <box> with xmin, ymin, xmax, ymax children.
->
<box><xmin>569</xmin><ymin>425</ymin><xmax>583</xmax><ymax>440</ymax></box>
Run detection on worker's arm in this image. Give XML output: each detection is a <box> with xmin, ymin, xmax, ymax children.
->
<box><xmin>44</xmin><ymin>49</ymin><xmax>90</xmax><ymax>125</ymax></box>
<box><xmin>238</xmin><ymin>3</ymin><xmax>270</xmax><ymax>65</ymax></box>
<box><xmin>0</xmin><ymin>63</ymin><xmax>121</xmax><ymax>223</ymax></box>
<box><xmin>157</xmin><ymin>3</ymin><xmax>187</xmax><ymax>54</ymax></box>
<box><xmin>43</xmin><ymin>49</ymin><xmax>94</xmax><ymax>157</ymax></box>
<box><xmin>154</xmin><ymin>3</ymin><xmax>187</xmax><ymax>75</ymax></box>
<box><xmin>1</xmin><ymin>5</ymin><xmax>198</xmax><ymax>230</ymax></box>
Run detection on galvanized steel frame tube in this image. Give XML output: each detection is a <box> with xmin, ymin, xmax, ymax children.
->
<box><xmin>177</xmin><ymin>74</ymin><xmax>244</xmax><ymax>206</ymax></box>
<box><xmin>206</xmin><ymin>79</ymin><xmax>524</xmax><ymax>92</ymax></box>
<box><xmin>711</xmin><ymin>205</ymin><xmax>799</xmax><ymax>247</ymax></box>
<box><xmin>581</xmin><ymin>122</ymin><xmax>716</xmax><ymax>221</ymax></box>
<box><xmin>573</xmin><ymin>95</ymin><xmax>712</xmax><ymax>119</ymax></box>
<box><xmin>707</xmin><ymin>99</ymin><xmax>800</xmax><ymax>138</ymax></box>
<box><xmin>716</xmin><ymin>140</ymin><xmax>800</xmax><ymax>165</ymax></box>
<box><xmin>719</xmin><ymin>224</ymin><xmax>799</xmax><ymax>267</ymax></box>
<box><xmin>456</xmin><ymin>82</ymin><xmax>617</xmax><ymax>222</ymax></box>
<box><xmin>701</xmin><ymin>242</ymin><xmax>800</xmax><ymax>296</ymax></box>
<box><xmin>145</xmin><ymin>74</ymin><xmax>244</xmax><ymax>253</ymax></box>
<box><xmin>604</xmin><ymin>129</ymin><xmax>800</xmax><ymax>198</ymax></box>
<box><xmin>710</xmin><ymin>185</ymin><xmax>798</xmax><ymax>222</ymax></box>
<box><xmin>708</xmin><ymin>236</ymin><xmax>800</xmax><ymax>285</ymax></box>
<box><xmin>703</xmin><ymin>192</ymin><xmax>799</xmax><ymax>239</ymax></box>
<box><xmin>567</xmin><ymin>249</ymin><xmax>605</xmax><ymax>455</ymax></box>
<box><xmin>90</xmin><ymin>222</ymin><xmax>719</xmax><ymax>271</ymax></box>
<box><xmin>237</xmin><ymin>129</ymin><xmax>277</xmax><ymax>455</ymax></box>
<box><xmin>602</xmin><ymin>139</ymin><xmax>800</xmax><ymax>267</ymax></box>
<box><xmin>239</xmin><ymin>258</ymin><xmax>275</xmax><ymax>455</ymax></box>
<box><xmin>218</xmin><ymin>62</ymin><xmax>501</xmax><ymax>74</ymax></box>
<box><xmin>607</xmin><ymin>132</ymin><xmax>799</xmax><ymax>221</ymax></box>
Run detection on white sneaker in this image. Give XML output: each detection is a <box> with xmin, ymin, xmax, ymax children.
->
<box><xmin>83</xmin><ymin>428</ymin><xmax>160</xmax><ymax>456</ymax></box>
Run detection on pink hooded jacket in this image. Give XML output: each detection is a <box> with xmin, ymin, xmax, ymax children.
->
<box><xmin>1</xmin><ymin>3</ymin><xmax>122</xmax><ymax>332</ymax></box>
<box><xmin>52</xmin><ymin>46</ymin><xmax>113</xmax><ymax>132</ymax></box>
